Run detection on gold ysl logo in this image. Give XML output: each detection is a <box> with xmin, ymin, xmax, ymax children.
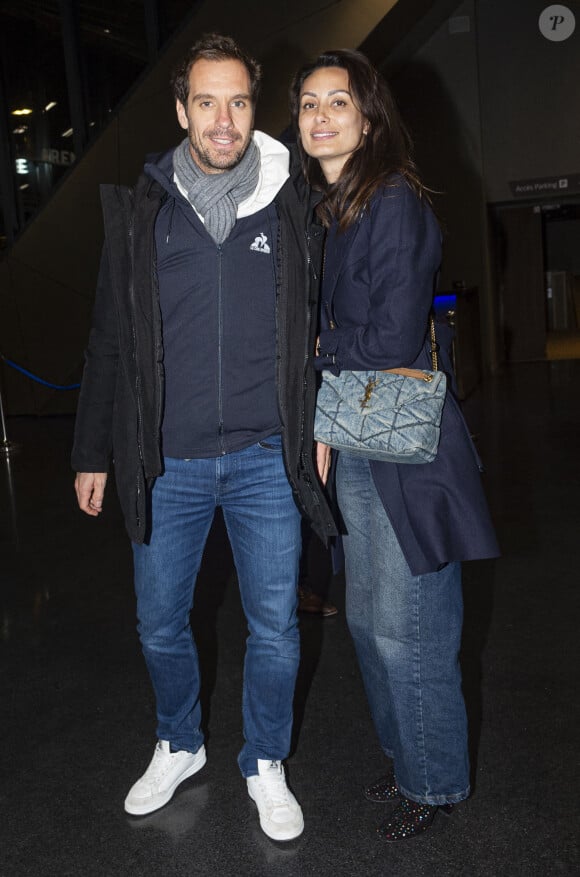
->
<box><xmin>360</xmin><ymin>377</ymin><xmax>379</xmax><ymax>410</ymax></box>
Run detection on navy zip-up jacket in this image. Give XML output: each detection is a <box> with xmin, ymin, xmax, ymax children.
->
<box><xmin>146</xmin><ymin>151</ymin><xmax>281</xmax><ymax>458</ymax></box>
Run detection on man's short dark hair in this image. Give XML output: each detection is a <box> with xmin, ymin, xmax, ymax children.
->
<box><xmin>172</xmin><ymin>33</ymin><xmax>262</xmax><ymax>106</ymax></box>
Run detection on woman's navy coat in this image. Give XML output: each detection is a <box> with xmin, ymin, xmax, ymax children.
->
<box><xmin>316</xmin><ymin>178</ymin><xmax>499</xmax><ymax>575</ymax></box>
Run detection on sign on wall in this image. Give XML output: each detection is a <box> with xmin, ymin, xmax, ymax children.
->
<box><xmin>509</xmin><ymin>173</ymin><xmax>580</xmax><ymax>197</ymax></box>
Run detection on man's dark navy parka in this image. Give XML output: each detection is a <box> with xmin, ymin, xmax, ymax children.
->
<box><xmin>71</xmin><ymin>146</ymin><xmax>336</xmax><ymax>546</ymax></box>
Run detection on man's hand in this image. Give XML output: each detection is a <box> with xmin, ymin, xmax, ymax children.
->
<box><xmin>75</xmin><ymin>472</ymin><xmax>108</xmax><ymax>516</ymax></box>
<box><xmin>316</xmin><ymin>442</ymin><xmax>331</xmax><ymax>486</ymax></box>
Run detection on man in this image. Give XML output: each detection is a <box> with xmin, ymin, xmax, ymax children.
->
<box><xmin>72</xmin><ymin>34</ymin><xmax>335</xmax><ymax>842</ymax></box>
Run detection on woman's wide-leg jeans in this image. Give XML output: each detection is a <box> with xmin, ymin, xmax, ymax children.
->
<box><xmin>336</xmin><ymin>452</ymin><xmax>470</xmax><ymax>806</ymax></box>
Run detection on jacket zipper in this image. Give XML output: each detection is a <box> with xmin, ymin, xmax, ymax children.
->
<box><xmin>152</xmin><ymin>240</ymin><xmax>163</xmax><ymax>444</ymax></box>
<box><xmin>273</xmin><ymin>218</ymin><xmax>285</xmax><ymax>440</ymax></box>
<box><xmin>217</xmin><ymin>246</ymin><xmax>226</xmax><ymax>455</ymax></box>
<box><xmin>301</xmin><ymin>228</ymin><xmax>320</xmax><ymax>508</ymax></box>
<box><xmin>304</xmin><ymin>229</ymin><xmax>313</xmax><ymax>387</ymax></box>
<box><xmin>126</xmin><ymin>194</ymin><xmax>144</xmax><ymax>530</ymax></box>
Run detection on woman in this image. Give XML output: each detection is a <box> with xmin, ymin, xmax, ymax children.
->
<box><xmin>290</xmin><ymin>50</ymin><xmax>498</xmax><ymax>841</ymax></box>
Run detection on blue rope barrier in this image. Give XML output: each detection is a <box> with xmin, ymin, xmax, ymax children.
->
<box><xmin>1</xmin><ymin>354</ymin><xmax>80</xmax><ymax>390</ymax></box>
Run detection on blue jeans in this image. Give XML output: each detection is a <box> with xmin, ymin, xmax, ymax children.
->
<box><xmin>336</xmin><ymin>453</ymin><xmax>470</xmax><ymax>805</ymax></box>
<box><xmin>132</xmin><ymin>435</ymin><xmax>302</xmax><ymax>778</ymax></box>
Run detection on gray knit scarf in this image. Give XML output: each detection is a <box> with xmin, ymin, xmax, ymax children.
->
<box><xmin>173</xmin><ymin>136</ymin><xmax>260</xmax><ymax>244</ymax></box>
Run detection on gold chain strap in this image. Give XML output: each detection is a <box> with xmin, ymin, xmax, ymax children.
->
<box><xmin>429</xmin><ymin>314</ymin><xmax>439</xmax><ymax>371</ymax></box>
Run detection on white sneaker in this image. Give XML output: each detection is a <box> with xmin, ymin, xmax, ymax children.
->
<box><xmin>247</xmin><ymin>759</ymin><xmax>304</xmax><ymax>841</ymax></box>
<box><xmin>124</xmin><ymin>740</ymin><xmax>206</xmax><ymax>816</ymax></box>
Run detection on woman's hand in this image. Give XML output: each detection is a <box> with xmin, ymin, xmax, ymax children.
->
<box><xmin>316</xmin><ymin>441</ymin><xmax>331</xmax><ymax>486</ymax></box>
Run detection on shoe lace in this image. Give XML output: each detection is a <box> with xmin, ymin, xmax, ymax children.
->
<box><xmin>147</xmin><ymin>744</ymin><xmax>174</xmax><ymax>782</ymax></box>
<box><xmin>261</xmin><ymin>761</ymin><xmax>291</xmax><ymax>808</ymax></box>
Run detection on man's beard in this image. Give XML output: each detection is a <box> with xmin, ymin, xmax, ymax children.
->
<box><xmin>188</xmin><ymin>126</ymin><xmax>250</xmax><ymax>173</ymax></box>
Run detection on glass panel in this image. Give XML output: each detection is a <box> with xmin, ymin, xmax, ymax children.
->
<box><xmin>0</xmin><ymin>1</ymin><xmax>71</xmax><ymax>228</ymax></box>
<box><xmin>78</xmin><ymin>1</ymin><xmax>149</xmax><ymax>135</ymax></box>
<box><xmin>0</xmin><ymin>1</ymin><xmax>200</xmax><ymax>240</ymax></box>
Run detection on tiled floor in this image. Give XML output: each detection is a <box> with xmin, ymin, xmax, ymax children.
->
<box><xmin>1</xmin><ymin>361</ymin><xmax>579</xmax><ymax>876</ymax></box>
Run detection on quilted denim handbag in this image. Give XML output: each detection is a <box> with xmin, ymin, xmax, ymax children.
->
<box><xmin>314</xmin><ymin>318</ymin><xmax>446</xmax><ymax>464</ymax></box>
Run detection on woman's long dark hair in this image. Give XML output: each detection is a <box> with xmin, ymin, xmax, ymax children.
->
<box><xmin>289</xmin><ymin>49</ymin><xmax>427</xmax><ymax>231</ymax></box>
